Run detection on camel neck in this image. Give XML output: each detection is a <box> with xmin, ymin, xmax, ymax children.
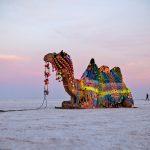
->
<box><xmin>62</xmin><ymin>74</ymin><xmax>76</xmax><ymax>97</ymax></box>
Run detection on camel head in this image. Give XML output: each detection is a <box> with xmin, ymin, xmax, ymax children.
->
<box><xmin>44</xmin><ymin>50</ymin><xmax>74</xmax><ymax>82</ymax></box>
<box><xmin>44</xmin><ymin>52</ymin><xmax>55</xmax><ymax>63</ymax></box>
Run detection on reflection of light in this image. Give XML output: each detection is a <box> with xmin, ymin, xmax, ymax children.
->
<box><xmin>0</xmin><ymin>54</ymin><xmax>23</xmax><ymax>61</ymax></box>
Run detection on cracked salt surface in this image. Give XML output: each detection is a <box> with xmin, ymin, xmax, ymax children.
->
<box><xmin>0</xmin><ymin>99</ymin><xmax>150</xmax><ymax>150</ymax></box>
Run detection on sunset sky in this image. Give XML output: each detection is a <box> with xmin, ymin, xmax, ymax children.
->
<box><xmin>0</xmin><ymin>0</ymin><xmax>150</xmax><ymax>100</ymax></box>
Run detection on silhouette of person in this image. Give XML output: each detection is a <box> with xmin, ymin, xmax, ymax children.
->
<box><xmin>146</xmin><ymin>93</ymin><xmax>149</xmax><ymax>101</ymax></box>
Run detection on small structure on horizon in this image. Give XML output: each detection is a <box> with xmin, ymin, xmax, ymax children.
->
<box><xmin>146</xmin><ymin>93</ymin><xmax>149</xmax><ymax>101</ymax></box>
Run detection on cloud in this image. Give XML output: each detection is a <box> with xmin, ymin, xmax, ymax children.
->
<box><xmin>0</xmin><ymin>54</ymin><xmax>26</xmax><ymax>61</ymax></box>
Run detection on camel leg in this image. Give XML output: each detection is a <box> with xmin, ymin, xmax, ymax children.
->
<box><xmin>71</xmin><ymin>97</ymin><xmax>76</xmax><ymax>104</ymax></box>
<box><xmin>122</xmin><ymin>100</ymin><xmax>133</xmax><ymax>107</ymax></box>
<box><xmin>62</xmin><ymin>99</ymin><xmax>80</xmax><ymax>109</ymax></box>
<box><xmin>62</xmin><ymin>101</ymin><xmax>73</xmax><ymax>109</ymax></box>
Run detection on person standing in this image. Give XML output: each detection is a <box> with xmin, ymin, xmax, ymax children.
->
<box><xmin>146</xmin><ymin>93</ymin><xmax>149</xmax><ymax>101</ymax></box>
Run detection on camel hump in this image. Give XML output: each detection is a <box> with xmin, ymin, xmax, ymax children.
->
<box><xmin>99</xmin><ymin>65</ymin><xmax>110</xmax><ymax>73</ymax></box>
<box><xmin>90</xmin><ymin>58</ymin><xmax>95</xmax><ymax>65</ymax></box>
<box><xmin>81</xmin><ymin>58</ymin><xmax>100</xmax><ymax>82</ymax></box>
<box><xmin>110</xmin><ymin>67</ymin><xmax>122</xmax><ymax>80</ymax></box>
<box><xmin>98</xmin><ymin>66</ymin><xmax>123</xmax><ymax>83</ymax></box>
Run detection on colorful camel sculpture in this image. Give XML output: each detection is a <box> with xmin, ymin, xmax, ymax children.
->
<box><xmin>44</xmin><ymin>50</ymin><xmax>134</xmax><ymax>109</ymax></box>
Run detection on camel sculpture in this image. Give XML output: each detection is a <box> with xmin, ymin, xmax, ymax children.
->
<box><xmin>44</xmin><ymin>50</ymin><xmax>134</xmax><ymax>109</ymax></box>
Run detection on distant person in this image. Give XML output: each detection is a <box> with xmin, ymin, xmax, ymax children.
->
<box><xmin>146</xmin><ymin>93</ymin><xmax>149</xmax><ymax>101</ymax></box>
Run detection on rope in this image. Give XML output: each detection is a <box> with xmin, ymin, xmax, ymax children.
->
<box><xmin>0</xmin><ymin>62</ymin><xmax>50</xmax><ymax>113</ymax></box>
<box><xmin>0</xmin><ymin>94</ymin><xmax>48</xmax><ymax>113</ymax></box>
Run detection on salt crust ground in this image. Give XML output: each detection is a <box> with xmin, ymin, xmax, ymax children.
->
<box><xmin>0</xmin><ymin>99</ymin><xmax>150</xmax><ymax>150</ymax></box>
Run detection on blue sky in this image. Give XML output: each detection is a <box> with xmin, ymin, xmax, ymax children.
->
<box><xmin>0</xmin><ymin>0</ymin><xmax>150</xmax><ymax>99</ymax></box>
